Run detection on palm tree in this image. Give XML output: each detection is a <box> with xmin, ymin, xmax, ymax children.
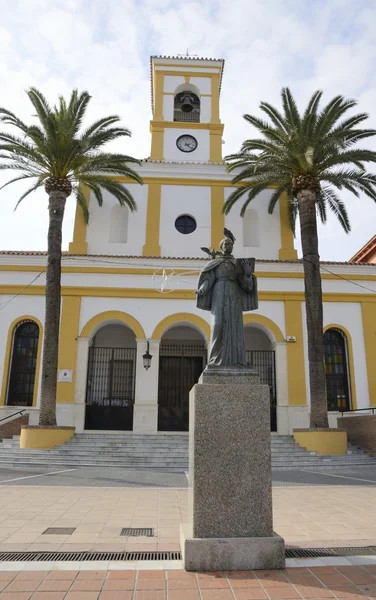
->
<box><xmin>0</xmin><ymin>89</ymin><xmax>143</xmax><ymax>427</ymax></box>
<box><xmin>224</xmin><ymin>89</ymin><xmax>376</xmax><ymax>428</ymax></box>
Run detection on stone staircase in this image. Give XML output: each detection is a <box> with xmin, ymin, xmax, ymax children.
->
<box><xmin>0</xmin><ymin>433</ymin><xmax>375</xmax><ymax>471</ymax></box>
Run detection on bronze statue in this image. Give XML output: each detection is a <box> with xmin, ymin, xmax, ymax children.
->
<box><xmin>196</xmin><ymin>229</ymin><xmax>258</xmax><ymax>367</ymax></box>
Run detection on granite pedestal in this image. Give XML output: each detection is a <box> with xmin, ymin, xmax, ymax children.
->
<box><xmin>181</xmin><ymin>366</ymin><xmax>285</xmax><ymax>571</ymax></box>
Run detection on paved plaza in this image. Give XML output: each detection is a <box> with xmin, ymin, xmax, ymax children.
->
<box><xmin>2</xmin><ymin>564</ymin><xmax>376</xmax><ymax>600</ymax></box>
<box><xmin>0</xmin><ymin>471</ymin><xmax>375</xmax><ymax>552</ymax></box>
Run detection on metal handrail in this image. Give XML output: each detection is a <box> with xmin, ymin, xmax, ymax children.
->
<box><xmin>0</xmin><ymin>409</ymin><xmax>26</xmax><ymax>424</ymax></box>
<box><xmin>339</xmin><ymin>407</ymin><xmax>376</xmax><ymax>416</ymax></box>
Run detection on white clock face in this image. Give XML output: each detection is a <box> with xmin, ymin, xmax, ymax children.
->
<box><xmin>176</xmin><ymin>134</ymin><xmax>198</xmax><ymax>153</ymax></box>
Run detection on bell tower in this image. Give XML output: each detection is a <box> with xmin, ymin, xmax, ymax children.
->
<box><xmin>149</xmin><ymin>55</ymin><xmax>225</xmax><ymax>163</ymax></box>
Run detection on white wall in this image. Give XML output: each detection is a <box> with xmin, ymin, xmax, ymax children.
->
<box><xmin>163</xmin><ymin>129</ymin><xmax>210</xmax><ymax>162</ymax></box>
<box><xmin>86</xmin><ymin>185</ymin><xmax>148</xmax><ymax>256</ymax></box>
<box><xmin>160</xmin><ymin>184</ymin><xmax>211</xmax><ymax>257</ymax></box>
<box><xmin>224</xmin><ymin>188</ymin><xmax>282</xmax><ymax>259</ymax></box>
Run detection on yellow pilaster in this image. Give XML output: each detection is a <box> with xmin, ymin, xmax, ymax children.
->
<box><xmin>153</xmin><ymin>71</ymin><xmax>164</xmax><ymax>120</ymax></box>
<box><xmin>361</xmin><ymin>302</ymin><xmax>376</xmax><ymax>406</ymax></box>
<box><xmin>285</xmin><ymin>300</ymin><xmax>307</xmax><ymax>406</ymax></box>
<box><xmin>143</xmin><ymin>183</ymin><xmax>161</xmax><ymax>256</ymax></box>
<box><xmin>210</xmin><ymin>73</ymin><xmax>220</xmax><ymax>124</ymax></box>
<box><xmin>150</xmin><ymin>124</ymin><xmax>164</xmax><ymax>160</ymax></box>
<box><xmin>278</xmin><ymin>192</ymin><xmax>298</xmax><ymax>260</ymax></box>
<box><xmin>211</xmin><ymin>186</ymin><xmax>224</xmax><ymax>250</ymax></box>
<box><xmin>209</xmin><ymin>129</ymin><xmax>223</xmax><ymax>162</ymax></box>
<box><xmin>68</xmin><ymin>186</ymin><xmax>89</xmax><ymax>254</ymax></box>
<box><xmin>57</xmin><ymin>296</ymin><xmax>81</xmax><ymax>404</ymax></box>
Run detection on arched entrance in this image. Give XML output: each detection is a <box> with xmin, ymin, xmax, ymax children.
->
<box><xmin>158</xmin><ymin>325</ymin><xmax>207</xmax><ymax>431</ymax></box>
<box><xmin>324</xmin><ymin>328</ymin><xmax>351</xmax><ymax>411</ymax></box>
<box><xmin>244</xmin><ymin>325</ymin><xmax>277</xmax><ymax>431</ymax></box>
<box><xmin>85</xmin><ymin>323</ymin><xmax>137</xmax><ymax>430</ymax></box>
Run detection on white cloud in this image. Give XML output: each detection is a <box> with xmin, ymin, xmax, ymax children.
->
<box><xmin>0</xmin><ymin>0</ymin><xmax>376</xmax><ymax>261</ymax></box>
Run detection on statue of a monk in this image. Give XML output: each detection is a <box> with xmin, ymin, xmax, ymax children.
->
<box><xmin>196</xmin><ymin>236</ymin><xmax>258</xmax><ymax>367</ymax></box>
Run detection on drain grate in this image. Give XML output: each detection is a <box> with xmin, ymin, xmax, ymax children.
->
<box><xmin>0</xmin><ymin>550</ymin><xmax>181</xmax><ymax>562</ymax></box>
<box><xmin>43</xmin><ymin>528</ymin><xmax>76</xmax><ymax>535</ymax></box>
<box><xmin>120</xmin><ymin>528</ymin><xmax>154</xmax><ymax>537</ymax></box>
<box><xmin>286</xmin><ymin>546</ymin><xmax>376</xmax><ymax>558</ymax></box>
<box><xmin>0</xmin><ymin>547</ymin><xmax>375</xmax><ymax>563</ymax></box>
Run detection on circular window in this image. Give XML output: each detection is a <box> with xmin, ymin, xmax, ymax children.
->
<box><xmin>175</xmin><ymin>215</ymin><xmax>197</xmax><ymax>234</ymax></box>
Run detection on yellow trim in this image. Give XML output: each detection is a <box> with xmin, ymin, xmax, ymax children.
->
<box><xmin>2</xmin><ymin>285</ymin><xmax>376</xmax><ymax>303</ymax></box>
<box><xmin>68</xmin><ymin>186</ymin><xmax>89</xmax><ymax>255</ymax></box>
<box><xmin>184</xmin><ymin>75</ymin><xmax>190</xmax><ymax>83</ymax></box>
<box><xmin>361</xmin><ymin>303</ymin><xmax>376</xmax><ymax>406</ymax></box>
<box><xmin>151</xmin><ymin>313</ymin><xmax>210</xmax><ymax>341</ymax></box>
<box><xmin>285</xmin><ymin>300</ymin><xmax>307</xmax><ymax>406</ymax></box>
<box><xmin>56</xmin><ymin>297</ymin><xmax>81</xmax><ymax>404</ymax></box>
<box><xmin>143</xmin><ymin>183</ymin><xmax>161</xmax><ymax>256</ymax></box>
<box><xmin>211</xmin><ymin>186</ymin><xmax>224</xmax><ymax>249</ymax></box>
<box><xmin>243</xmin><ymin>314</ymin><xmax>284</xmax><ymax>343</ymax></box>
<box><xmin>154</xmin><ymin>62</ymin><xmax>222</xmax><ymax>71</ymax></box>
<box><xmin>210</xmin><ymin>72</ymin><xmax>220</xmax><ymax>124</ymax></box>
<box><xmin>0</xmin><ymin>316</ymin><xmax>43</xmax><ymax>407</ymax></box>
<box><xmin>150</xmin><ymin>121</ymin><xmax>224</xmax><ymax>132</ymax></box>
<box><xmin>80</xmin><ymin>310</ymin><xmax>146</xmax><ymax>339</ymax></box>
<box><xmin>156</xmin><ymin>69</ymin><xmax>221</xmax><ymax>79</ymax></box>
<box><xmin>278</xmin><ymin>192</ymin><xmax>298</xmax><ymax>260</ymax></box>
<box><xmin>323</xmin><ymin>324</ymin><xmax>357</xmax><ymax>410</ymax></box>
<box><xmin>293</xmin><ymin>430</ymin><xmax>347</xmax><ymax>455</ymax></box>
<box><xmin>20</xmin><ymin>427</ymin><xmax>75</xmax><ymax>449</ymax></box>
<box><xmin>3</xmin><ymin>264</ymin><xmax>376</xmax><ymax>283</ymax></box>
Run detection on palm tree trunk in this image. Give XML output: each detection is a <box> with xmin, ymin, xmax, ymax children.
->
<box><xmin>39</xmin><ymin>191</ymin><xmax>67</xmax><ymax>427</ymax></box>
<box><xmin>297</xmin><ymin>189</ymin><xmax>329</xmax><ymax>429</ymax></box>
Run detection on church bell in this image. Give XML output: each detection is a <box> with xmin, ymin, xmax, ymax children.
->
<box><xmin>180</xmin><ymin>93</ymin><xmax>195</xmax><ymax>113</ymax></box>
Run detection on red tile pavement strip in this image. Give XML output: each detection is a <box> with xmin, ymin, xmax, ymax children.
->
<box><xmin>0</xmin><ymin>566</ymin><xmax>376</xmax><ymax>599</ymax></box>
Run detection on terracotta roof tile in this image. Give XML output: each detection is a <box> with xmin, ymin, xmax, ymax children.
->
<box><xmin>0</xmin><ymin>250</ymin><xmax>375</xmax><ymax>266</ymax></box>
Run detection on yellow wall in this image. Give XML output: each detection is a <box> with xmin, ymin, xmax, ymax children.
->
<box><xmin>68</xmin><ymin>186</ymin><xmax>89</xmax><ymax>255</ymax></box>
<box><xmin>285</xmin><ymin>300</ymin><xmax>306</xmax><ymax>406</ymax></box>
<box><xmin>143</xmin><ymin>183</ymin><xmax>162</xmax><ymax>256</ymax></box>
<box><xmin>56</xmin><ymin>297</ymin><xmax>81</xmax><ymax>404</ymax></box>
<box><xmin>361</xmin><ymin>302</ymin><xmax>376</xmax><ymax>406</ymax></box>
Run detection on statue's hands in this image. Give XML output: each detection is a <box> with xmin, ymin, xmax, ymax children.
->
<box><xmin>195</xmin><ymin>286</ymin><xmax>205</xmax><ymax>296</ymax></box>
<box><xmin>241</xmin><ymin>259</ymin><xmax>252</xmax><ymax>276</ymax></box>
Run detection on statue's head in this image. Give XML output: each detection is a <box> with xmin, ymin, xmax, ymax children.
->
<box><xmin>220</xmin><ymin>237</ymin><xmax>234</xmax><ymax>255</ymax></box>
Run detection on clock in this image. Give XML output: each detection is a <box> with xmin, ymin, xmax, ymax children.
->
<box><xmin>176</xmin><ymin>134</ymin><xmax>198</xmax><ymax>153</ymax></box>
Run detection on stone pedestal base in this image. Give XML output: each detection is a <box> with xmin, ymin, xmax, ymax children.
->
<box><xmin>181</xmin><ymin>524</ymin><xmax>285</xmax><ymax>571</ymax></box>
<box><xmin>181</xmin><ymin>366</ymin><xmax>285</xmax><ymax>571</ymax></box>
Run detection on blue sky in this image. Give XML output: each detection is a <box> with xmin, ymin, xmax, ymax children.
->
<box><xmin>0</xmin><ymin>0</ymin><xmax>376</xmax><ymax>260</ymax></box>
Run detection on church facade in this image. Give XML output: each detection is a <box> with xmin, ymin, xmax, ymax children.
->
<box><xmin>0</xmin><ymin>55</ymin><xmax>376</xmax><ymax>435</ymax></box>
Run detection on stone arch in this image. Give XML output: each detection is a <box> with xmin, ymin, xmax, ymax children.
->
<box><xmin>0</xmin><ymin>315</ymin><xmax>43</xmax><ymax>407</ymax></box>
<box><xmin>323</xmin><ymin>323</ymin><xmax>357</xmax><ymax>410</ymax></box>
<box><xmin>80</xmin><ymin>311</ymin><xmax>145</xmax><ymax>340</ymax></box>
<box><xmin>151</xmin><ymin>313</ymin><xmax>210</xmax><ymax>342</ymax></box>
<box><xmin>243</xmin><ymin>314</ymin><xmax>284</xmax><ymax>344</ymax></box>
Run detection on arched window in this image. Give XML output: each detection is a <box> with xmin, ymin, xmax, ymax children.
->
<box><xmin>243</xmin><ymin>209</ymin><xmax>260</xmax><ymax>247</ymax></box>
<box><xmin>109</xmin><ymin>205</ymin><xmax>128</xmax><ymax>243</ymax></box>
<box><xmin>7</xmin><ymin>320</ymin><xmax>40</xmax><ymax>406</ymax></box>
<box><xmin>324</xmin><ymin>328</ymin><xmax>350</xmax><ymax>411</ymax></box>
<box><xmin>174</xmin><ymin>90</ymin><xmax>200</xmax><ymax>123</ymax></box>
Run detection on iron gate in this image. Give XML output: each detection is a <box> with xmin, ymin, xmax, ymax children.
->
<box><xmin>158</xmin><ymin>344</ymin><xmax>207</xmax><ymax>431</ymax></box>
<box><xmin>85</xmin><ymin>347</ymin><xmax>136</xmax><ymax>430</ymax></box>
<box><xmin>245</xmin><ymin>350</ymin><xmax>277</xmax><ymax>431</ymax></box>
